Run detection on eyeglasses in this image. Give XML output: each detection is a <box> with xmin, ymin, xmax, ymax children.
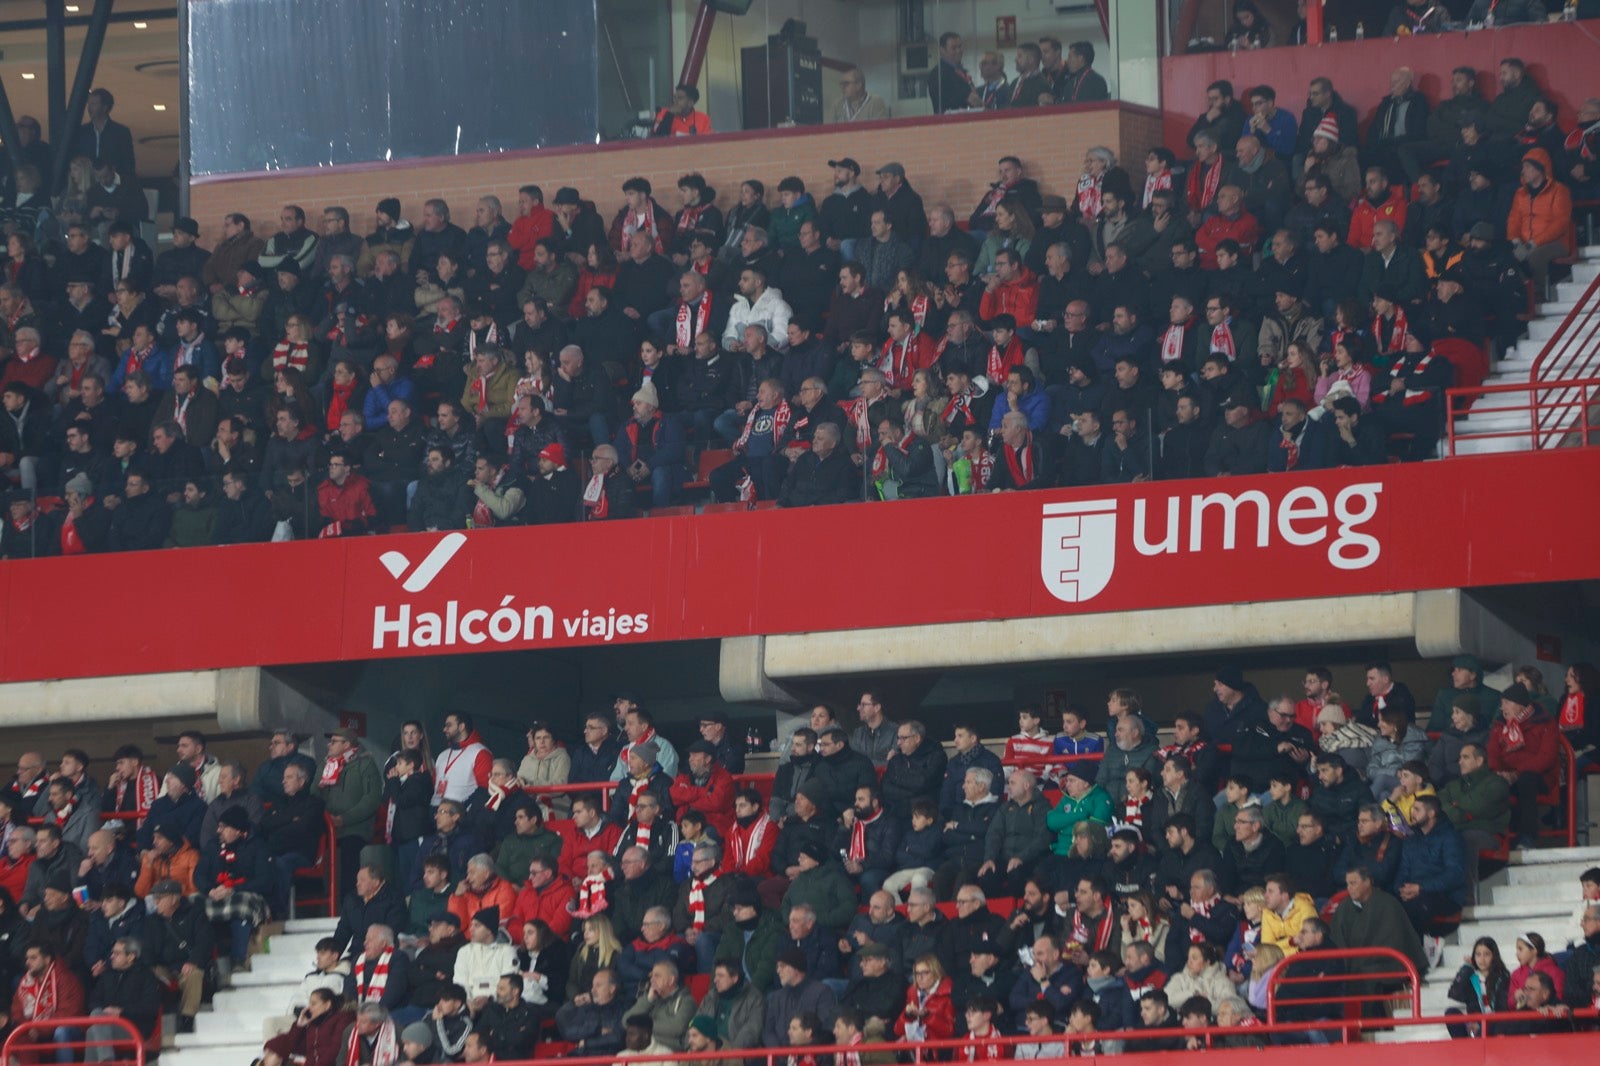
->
<box><xmin>914</xmin><ymin>969</ymin><xmax>932</xmax><ymax>977</ymax></box>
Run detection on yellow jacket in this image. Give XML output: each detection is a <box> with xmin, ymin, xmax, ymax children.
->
<box><xmin>1260</xmin><ymin>892</ymin><xmax>1317</xmax><ymax>955</ymax></box>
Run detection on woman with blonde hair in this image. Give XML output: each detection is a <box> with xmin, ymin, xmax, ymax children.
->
<box><xmin>564</xmin><ymin>914</ymin><xmax>623</xmax><ymax>1002</ymax></box>
<box><xmin>894</xmin><ymin>953</ymin><xmax>954</xmax><ymax>1042</ymax></box>
<box><xmin>1245</xmin><ymin>942</ymin><xmax>1286</xmax><ymax>1011</ymax></box>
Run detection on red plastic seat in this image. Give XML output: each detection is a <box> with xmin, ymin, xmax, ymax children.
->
<box><xmin>292</xmin><ymin>816</ymin><xmax>339</xmax><ymax>918</ymax></box>
<box><xmin>686</xmin><ymin>972</ymin><xmax>711</xmax><ymax>1001</ymax></box>
<box><xmin>684</xmin><ymin>449</ymin><xmax>732</xmax><ymax>492</ymax></box>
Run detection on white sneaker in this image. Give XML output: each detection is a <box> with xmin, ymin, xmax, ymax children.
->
<box><xmin>1424</xmin><ymin>935</ymin><xmax>1445</xmax><ymax>969</ymax></box>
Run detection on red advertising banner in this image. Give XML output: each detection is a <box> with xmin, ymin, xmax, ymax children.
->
<box><xmin>2</xmin><ymin>449</ymin><xmax>1597</xmax><ymax>684</ymax></box>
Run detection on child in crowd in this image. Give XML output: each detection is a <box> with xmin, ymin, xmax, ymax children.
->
<box><xmin>1262</xmin><ymin>772</ymin><xmax>1307</xmax><ymax>845</ymax></box>
<box><xmin>882</xmin><ymin>799</ymin><xmax>941</xmax><ymax>897</ymax></box>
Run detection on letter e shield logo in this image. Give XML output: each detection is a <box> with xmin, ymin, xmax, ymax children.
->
<box><xmin>1039</xmin><ymin>500</ymin><xmax>1118</xmax><ymax>603</ymax></box>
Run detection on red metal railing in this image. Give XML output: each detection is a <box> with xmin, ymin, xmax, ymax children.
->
<box><xmin>1446</xmin><ymin>376</ymin><xmax>1600</xmax><ymax>454</ymax></box>
<box><xmin>1530</xmin><ymin>267</ymin><xmax>1600</xmax><ymax>383</ymax></box>
<box><xmin>1265</xmin><ymin>945</ymin><xmax>1421</xmax><ymax>1026</ymax></box>
<box><xmin>1</xmin><ymin>1014</ymin><xmax>145</xmax><ymax>1066</ymax></box>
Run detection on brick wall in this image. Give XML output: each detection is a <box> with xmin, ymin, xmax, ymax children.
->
<box><xmin>188</xmin><ymin>104</ymin><xmax>1156</xmax><ymax>247</ymax></box>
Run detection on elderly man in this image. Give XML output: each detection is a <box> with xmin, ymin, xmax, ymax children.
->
<box><xmin>625</xmin><ymin>959</ymin><xmax>696</xmax><ymax>1049</ymax></box>
<box><xmin>882</xmin><ymin>721</ymin><xmax>948</xmax><ymax>824</ymax></box>
<box><xmin>83</xmin><ymin>937</ymin><xmax>161</xmax><ymax>1061</ymax></box>
<box><xmin>557</xmin><ymin>968</ymin><xmax>629</xmax><ymax>1055</ymax></box>
<box><xmin>317</xmin><ymin>727</ymin><xmax>382</xmax><ymax>895</ymax></box>
<box><xmin>1328</xmin><ymin>865</ymin><xmax>1425</xmax><ymax>986</ymax></box>
<box><xmin>977</xmin><ymin>768</ymin><xmax>1051</xmax><ymax>898</ymax></box>
<box><xmin>447</xmin><ymin>853</ymin><xmax>518</xmax><ymax>935</ymax></box>
<box><xmin>143</xmin><ymin>878</ymin><xmax>212</xmax><ymax>1032</ymax></box>
<box><xmin>612</xmin><ymin>380</ymin><xmax>686</xmax><ymax>507</ymax></box>
<box><xmin>612</xmin><ymin>846</ymin><xmax>676</xmax><ymax>944</ymax></box>
<box><xmin>762</xmin><ymin>949</ymin><xmax>838</xmax><ymax>1048</ymax></box>
<box><xmin>1218</xmin><ymin>805</ymin><xmax>1286</xmax><ymax>897</ymax></box>
<box><xmin>1094</xmin><ymin>716</ymin><xmax>1159</xmax><ymax>805</ymax></box>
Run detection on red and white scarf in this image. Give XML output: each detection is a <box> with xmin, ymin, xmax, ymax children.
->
<box><xmin>470</xmin><ymin>371</ymin><xmax>495</xmax><ymax>414</ymax></box>
<box><xmin>354</xmin><ymin>948</ymin><xmax>394</xmax><ymax>1003</ymax></box>
<box><xmin>986</xmin><ymin>337</ymin><xmax>1023</xmax><ymax>384</ymax></box>
<box><xmin>1003</xmin><ymin>436</ymin><xmax>1036</xmax><ymax>487</ymax></box>
<box><xmin>619</xmin><ymin>728</ymin><xmax>659</xmax><ymax>772</ymax></box>
<box><xmin>688</xmin><ymin>872</ymin><xmax>718</xmax><ymax>930</ymax></box>
<box><xmin>52</xmin><ymin>800</ymin><xmax>74</xmax><ymax>829</ymax></box>
<box><xmin>632</xmin><ymin>815</ymin><xmax>653</xmax><ymax>850</ymax></box>
<box><xmin>732</xmin><ymin>815</ymin><xmax>771</xmax><ymax>868</ymax></box>
<box><xmin>1391</xmin><ymin>351</ymin><xmax>1436</xmax><ymax>405</ymax></box>
<box><xmin>581</xmin><ymin>471</ymin><xmax>610</xmax><ymax>520</ymax></box>
<box><xmin>472</xmin><ymin>467</ymin><xmax>508</xmax><ymax>529</ymax></box>
<box><xmin>1160</xmin><ymin>321</ymin><xmax>1191</xmax><ymax>365</ymax></box>
<box><xmin>1373</xmin><ymin>308</ymin><xmax>1409</xmax><ymax>356</ymax></box>
<box><xmin>1076</xmin><ymin>172</ymin><xmax>1104</xmax><ymax>221</ymax></box>
<box><xmin>125</xmin><ymin>345</ymin><xmax>153</xmax><ymax>376</ymax></box>
<box><xmin>467</xmin><ymin>323</ymin><xmax>499</xmax><ymax>361</ymax></box>
<box><xmin>1143</xmin><ymin>169</ymin><xmax>1174</xmax><ymax>209</ymax></box>
<box><xmin>175</xmin><ymin>337</ymin><xmax>206</xmax><ymax>372</ymax></box>
<box><xmin>1122</xmin><ymin>794</ymin><xmax>1149</xmax><ymax>827</ymax></box>
<box><xmin>968</xmin><ymin>449</ymin><xmax>995</xmax><ymax>492</ymax></box>
<box><xmin>676</xmin><ymin>293</ymin><xmax>712</xmax><ymax>348</ymax></box>
<box><xmin>880</xmin><ymin>335</ymin><xmax>920</xmax><ymax>389</ymax></box>
<box><xmin>941</xmin><ymin>391</ymin><xmax>975</xmax><ymax>430</ymax></box>
<box><xmin>114</xmin><ymin>765</ymin><xmax>159</xmax><ymax>822</ymax></box>
<box><xmin>871</xmin><ymin>428</ymin><xmax>918</xmax><ymax>480</ymax></box>
<box><xmin>1071</xmin><ymin>907</ymin><xmax>1115</xmax><ymax>951</ymax></box>
<box><xmin>627</xmin><ymin>773</ymin><xmax>653</xmax><ymax>820</ymax></box>
<box><xmin>1189</xmin><ymin>158</ymin><xmax>1224</xmax><ymax>214</ymax></box>
<box><xmin>735</xmin><ymin>400</ymin><xmax>791</xmax><ymax>453</ymax></box>
<box><xmin>622</xmin><ymin>206</ymin><xmax>665</xmax><ymax>255</ymax></box>
<box><xmin>272</xmin><ymin>341</ymin><xmax>311</xmax><ymax>373</ymax></box>
<box><xmin>1209</xmin><ymin>320</ymin><xmax>1236</xmax><ymax>361</ymax></box>
<box><xmin>1188</xmin><ymin>896</ymin><xmax>1219</xmax><ymax>942</ymax></box>
<box><xmin>1500</xmin><ymin>707</ymin><xmax>1530</xmax><ymax>750</ymax></box>
<box><xmin>840</xmin><ymin>396</ymin><xmax>876</xmax><ymax>450</ymax></box>
<box><xmin>1560</xmin><ymin>692</ymin><xmax>1587</xmax><ymax>732</ymax></box>
<box><xmin>320</xmin><ymin>748</ymin><xmax>358</xmax><ymax>788</ymax></box>
<box><xmin>848</xmin><ymin>810</ymin><xmax>882</xmax><ymax>863</ymax></box>
<box><xmin>16</xmin><ymin>962</ymin><xmax>60</xmax><ymax>1020</ymax></box>
<box><xmin>578</xmin><ymin>868</ymin><xmax>611</xmax><ymax>914</ymax></box>
<box><xmin>343</xmin><ymin>1014</ymin><xmax>398</xmax><ymax>1066</ymax></box>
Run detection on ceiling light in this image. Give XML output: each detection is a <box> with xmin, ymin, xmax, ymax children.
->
<box><xmin>133</xmin><ymin>21</ymin><xmax>148</xmax><ymax>28</ymax></box>
<box><xmin>65</xmin><ymin>4</ymin><xmax>79</xmax><ymax>10</ymax></box>
<box><xmin>152</xmin><ymin>104</ymin><xmax>166</xmax><ymax>111</ymax></box>
<box><xmin>19</xmin><ymin>73</ymin><xmax>34</xmax><ymax>80</ymax></box>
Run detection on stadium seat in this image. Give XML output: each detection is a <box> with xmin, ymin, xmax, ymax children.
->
<box><xmin>684</xmin><ymin>449</ymin><xmax>732</xmax><ymax>494</ymax></box>
<box><xmin>686</xmin><ymin>972</ymin><xmax>711</xmax><ymax>1000</ymax></box>
<box><xmin>291</xmin><ymin>816</ymin><xmax>338</xmax><ymax>919</ymax></box>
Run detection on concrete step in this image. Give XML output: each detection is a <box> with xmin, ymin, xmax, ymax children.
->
<box><xmin>1372</xmin><ymin>1022</ymin><xmax>1452</xmax><ymax>1043</ymax></box>
<box><xmin>1489</xmin><ymin>859</ymin><xmax>1599</xmax><ymax>886</ymax></box>
<box><xmin>230</xmin><ymin>968</ymin><xmax>302</xmax><ymax>989</ymax></box>
<box><xmin>1572</xmin><ymin>261</ymin><xmax>1599</xmax><ymax>284</ymax></box>
<box><xmin>284</xmin><ymin>917</ymin><xmax>340</xmax><ymax>935</ymax></box>
<box><xmin>1507</xmin><ymin>845</ymin><xmax>1600</xmax><ymax>865</ymax></box>
<box><xmin>1463</xmin><ymin>898</ymin><xmax>1576</xmax><ymax>920</ymax></box>
<box><xmin>1452</xmin><ymin>437</ymin><xmax>1530</xmax><ymax>455</ymax></box>
<box><xmin>1443</xmin><ymin>919</ymin><xmax>1580</xmax><ymax>951</ymax></box>
<box><xmin>1486</xmin><ymin>880</ymin><xmax>1583</xmax><ymax>905</ymax></box>
<box><xmin>161</xmin><ymin>1044</ymin><xmax>264</xmax><ymax>1066</ymax></box>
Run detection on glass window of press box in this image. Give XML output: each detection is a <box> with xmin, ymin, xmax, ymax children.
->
<box><xmin>185</xmin><ymin>0</ymin><xmax>1160</xmax><ymax>177</ymax></box>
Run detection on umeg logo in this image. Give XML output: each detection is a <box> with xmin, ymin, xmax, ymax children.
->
<box><xmin>1040</xmin><ymin>499</ymin><xmax>1118</xmax><ymax>604</ymax></box>
<box><xmin>1037</xmin><ymin>482</ymin><xmax>1386</xmax><ymax>605</ymax></box>
<box><xmin>379</xmin><ymin>531</ymin><xmax>467</xmax><ymax>592</ymax></box>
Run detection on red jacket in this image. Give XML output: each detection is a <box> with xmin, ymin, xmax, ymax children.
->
<box><xmin>0</xmin><ymin>355</ymin><xmax>57</xmax><ymax>393</ymax></box>
<box><xmin>668</xmin><ymin>765</ymin><xmax>736</xmax><ymax>838</ymax></box>
<box><xmin>722</xmin><ymin>814</ymin><xmax>776</xmax><ymax>880</ymax></box>
<box><xmin>1347</xmin><ymin>186</ymin><xmax>1408</xmax><ymax>251</ymax></box>
<box><xmin>316</xmin><ymin>473</ymin><xmax>376</xmax><ymax>536</ymax></box>
<box><xmin>509</xmin><ymin>874</ymin><xmax>576</xmax><ymax>940</ymax></box>
<box><xmin>1488</xmin><ymin>709</ymin><xmax>1561</xmax><ymax>788</ymax></box>
<box><xmin>508</xmin><ymin>206</ymin><xmax>555</xmax><ymax>271</ymax></box>
<box><xmin>0</xmin><ymin>853</ymin><xmax>31</xmax><ymax>903</ymax></box>
<box><xmin>878</xmin><ymin>333</ymin><xmax>938</xmax><ymax>391</ymax></box>
<box><xmin>11</xmin><ymin>962</ymin><xmax>85</xmax><ymax>1026</ymax></box>
<box><xmin>446</xmin><ymin>876</ymin><xmax>518</xmax><ymax>931</ymax></box>
<box><xmin>553</xmin><ymin>819</ymin><xmax>621</xmax><ymax>882</ymax></box>
<box><xmin>977</xmin><ymin>267</ymin><xmax>1040</xmax><ymax>326</ymax></box>
<box><xmin>893</xmin><ymin>976</ymin><xmax>955</xmax><ymax>1041</ymax></box>
<box><xmin>1196</xmin><ymin>210</ymin><xmax>1261</xmax><ymax>269</ymax></box>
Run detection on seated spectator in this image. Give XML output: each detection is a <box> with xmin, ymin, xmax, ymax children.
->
<box><xmin>1488</xmin><ymin>683</ymin><xmax>1560</xmax><ymax>849</ymax></box>
<box><xmin>557</xmin><ymin>967</ymin><xmax>629</xmax><ymax>1055</ymax></box>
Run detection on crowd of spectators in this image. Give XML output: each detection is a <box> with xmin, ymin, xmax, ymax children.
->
<box><xmin>0</xmin><ymin>657</ymin><xmax>1589</xmax><ymax>1063</ymax></box>
<box><xmin>0</xmin><ymin>52</ymin><xmax>1590</xmax><ymax>555</ymax></box>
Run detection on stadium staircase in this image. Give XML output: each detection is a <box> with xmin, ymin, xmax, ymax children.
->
<box><xmin>1450</xmin><ymin>244</ymin><xmax>1600</xmax><ymax>454</ymax></box>
<box><xmin>162</xmin><ymin>915</ymin><xmax>339</xmax><ymax>1066</ymax></box>
<box><xmin>1378</xmin><ymin>844</ymin><xmax>1600</xmax><ymax>1042</ymax></box>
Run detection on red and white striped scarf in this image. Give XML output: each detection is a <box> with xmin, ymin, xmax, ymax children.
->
<box><xmin>688</xmin><ymin>873</ymin><xmax>717</xmax><ymax>930</ymax></box>
<box><xmin>1122</xmin><ymin>794</ymin><xmax>1149</xmax><ymax>827</ymax></box>
<box><xmin>870</xmin><ymin>428</ymin><xmax>918</xmax><ymax>480</ymax></box>
<box><xmin>986</xmin><ymin>337</ymin><xmax>1023</xmax><ymax>384</ymax></box>
<box><xmin>272</xmin><ymin>341</ymin><xmax>311</xmax><ymax>373</ymax></box>
<box><xmin>879</xmin><ymin>335</ymin><xmax>919</xmax><ymax>389</ymax></box>
<box><xmin>52</xmin><ymin>800</ymin><xmax>74</xmax><ymax>829</ymax></box>
<box><xmin>320</xmin><ymin>748</ymin><xmax>358</xmax><ymax>788</ymax></box>
<box><xmin>633</xmin><ymin>816</ymin><xmax>653</xmax><ymax>850</ymax></box>
<box><xmin>1143</xmin><ymin>169</ymin><xmax>1174</xmax><ymax>209</ymax></box>
<box><xmin>1002</xmin><ymin>436</ymin><xmax>1035</xmax><ymax>486</ymax></box>
<box><xmin>735</xmin><ymin>400</ymin><xmax>791</xmax><ymax>452</ymax></box>
<box><xmin>581</xmin><ymin>472</ymin><xmax>610</xmax><ymax>520</ymax></box>
<box><xmin>354</xmin><ymin>948</ymin><xmax>393</xmax><ymax>1003</ymax></box>
<box><xmin>343</xmin><ymin>1015</ymin><xmax>398</xmax><ymax>1066</ymax></box>
<box><xmin>1188</xmin><ymin>896</ymin><xmax>1219</xmax><ymax>943</ymax></box>
<box><xmin>1373</xmin><ymin>308</ymin><xmax>1408</xmax><ymax>356</ymax></box>
<box><xmin>732</xmin><ymin>815</ymin><xmax>771</xmax><ymax>868</ymax></box>
<box><xmin>627</xmin><ymin>773</ymin><xmax>653</xmax><ymax>820</ymax></box>
<box><xmin>16</xmin><ymin>961</ymin><xmax>60</xmax><ymax>1020</ymax></box>
<box><xmin>622</xmin><ymin>206</ymin><xmax>665</xmax><ymax>255</ymax></box>
<box><xmin>1071</xmin><ymin>907</ymin><xmax>1114</xmax><ymax>951</ymax></box>
<box><xmin>578</xmin><ymin>869</ymin><xmax>611</xmax><ymax>914</ymax></box>
<box><xmin>848</xmin><ymin>810</ymin><xmax>882</xmax><ymax>862</ymax></box>
<box><xmin>1160</xmin><ymin>321</ymin><xmax>1191</xmax><ymax>365</ymax></box>
<box><xmin>1392</xmin><ymin>351</ymin><xmax>1436</xmax><ymax>405</ymax></box>
<box><xmin>840</xmin><ymin>396</ymin><xmax>876</xmax><ymax>450</ymax></box>
<box><xmin>1209</xmin><ymin>320</ymin><xmax>1236</xmax><ymax>361</ymax></box>
<box><xmin>675</xmin><ymin>293</ymin><xmax>712</xmax><ymax>348</ymax></box>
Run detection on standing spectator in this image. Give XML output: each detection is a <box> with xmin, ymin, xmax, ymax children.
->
<box><xmin>927</xmin><ymin>33</ymin><xmax>981</xmax><ymax>114</ymax></box>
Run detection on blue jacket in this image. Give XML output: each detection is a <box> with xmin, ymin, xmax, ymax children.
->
<box><xmin>938</xmin><ymin>745</ymin><xmax>1005</xmax><ymax>820</ymax></box>
<box><xmin>137</xmin><ymin>791</ymin><xmax>205</xmax><ymax>850</ymax></box>
<box><xmin>1395</xmin><ymin>821</ymin><xmax>1467</xmax><ymax>906</ymax></box>
<box><xmin>613</xmin><ymin>413</ymin><xmax>686</xmax><ymax>473</ymax></box>
<box><xmin>1052</xmin><ymin>734</ymin><xmax>1105</xmax><ymax>779</ymax></box>
<box><xmin>111</xmin><ymin>346</ymin><xmax>173</xmax><ymax>391</ymax></box>
<box><xmin>411</xmin><ymin>826</ymin><xmax>484</xmax><ymax>890</ymax></box>
<box><xmin>172</xmin><ymin>338</ymin><xmax>222</xmax><ymax>383</ymax></box>
<box><xmin>987</xmin><ymin>386</ymin><xmax>1051</xmax><ymax>432</ymax></box>
<box><xmin>364</xmin><ymin>377</ymin><xmax>417</xmax><ymax>428</ymax></box>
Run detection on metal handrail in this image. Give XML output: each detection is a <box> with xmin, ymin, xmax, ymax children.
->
<box><xmin>1530</xmin><ymin>266</ymin><xmax>1600</xmax><ymax>384</ymax></box>
<box><xmin>1446</xmin><ymin>376</ymin><xmax>1600</xmax><ymax>454</ymax></box>
<box><xmin>1265</xmin><ymin>946</ymin><xmax>1421</xmax><ymax>1025</ymax></box>
<box><xmin>1</xmin><ymin>1014</ymin><xmax>145</xmax><ymax>1066</ymax></box>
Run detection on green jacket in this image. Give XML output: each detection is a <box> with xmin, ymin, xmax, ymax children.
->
<box><xmin>1330</xmin><ymin>886</ymin><xmax>1426</xmax><ymax>981</ymax></box>
<box><xmin>408</xmin><ymin>883</ymin><xmax>453</xmax><ymax>937</ymax></box>
<box><xmin>699</xmin><ymin>980</ymin><xmax>765</xmax><ymax>1050</ymax></box>
<box><xmin>1438</xmin><ymin>766</ymin><xmax>1512</xmax><ymax>838</ymax></box>
<box><xmin>714</xmin><ymin>909</ymin><xmax>784</xmax><ymax>991</ymax></box>
<box><xmin>1213</xmin><ymin>800</ymin><xmax>1255</xmax><ymax>855</ymax></box>
<box><xmin>782</xmin><ymin>861</ymin><xmax>857</xmax><ymax>931</ymax></box>
<box><xmin>492</xmin><ymin>827</ymin><xmax>563</xmax><ymax>885</ymax></box>
<box><xmin>768</xmin><ymin>199</ymin><xmax>817</xmax><ymax>251</ymax></box>
<box><xmin>1431</xmin><ymin>683</ymin><xmax>1501</xmax><ymax>729</ymax></box>
<box><xmin>317</xmin><ymin>749</ymin><xmax>383</xmax><ymax>842</ymax></box>
<box><xmin>1262</xmin><ymin>796</ymin><xmax>1307</xmax><ymax>846</ymax></box>
<box><xmin>1045</xmin><ymin>786</ymin><xmax>1111</xmax><ymax>855</ymax></box>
